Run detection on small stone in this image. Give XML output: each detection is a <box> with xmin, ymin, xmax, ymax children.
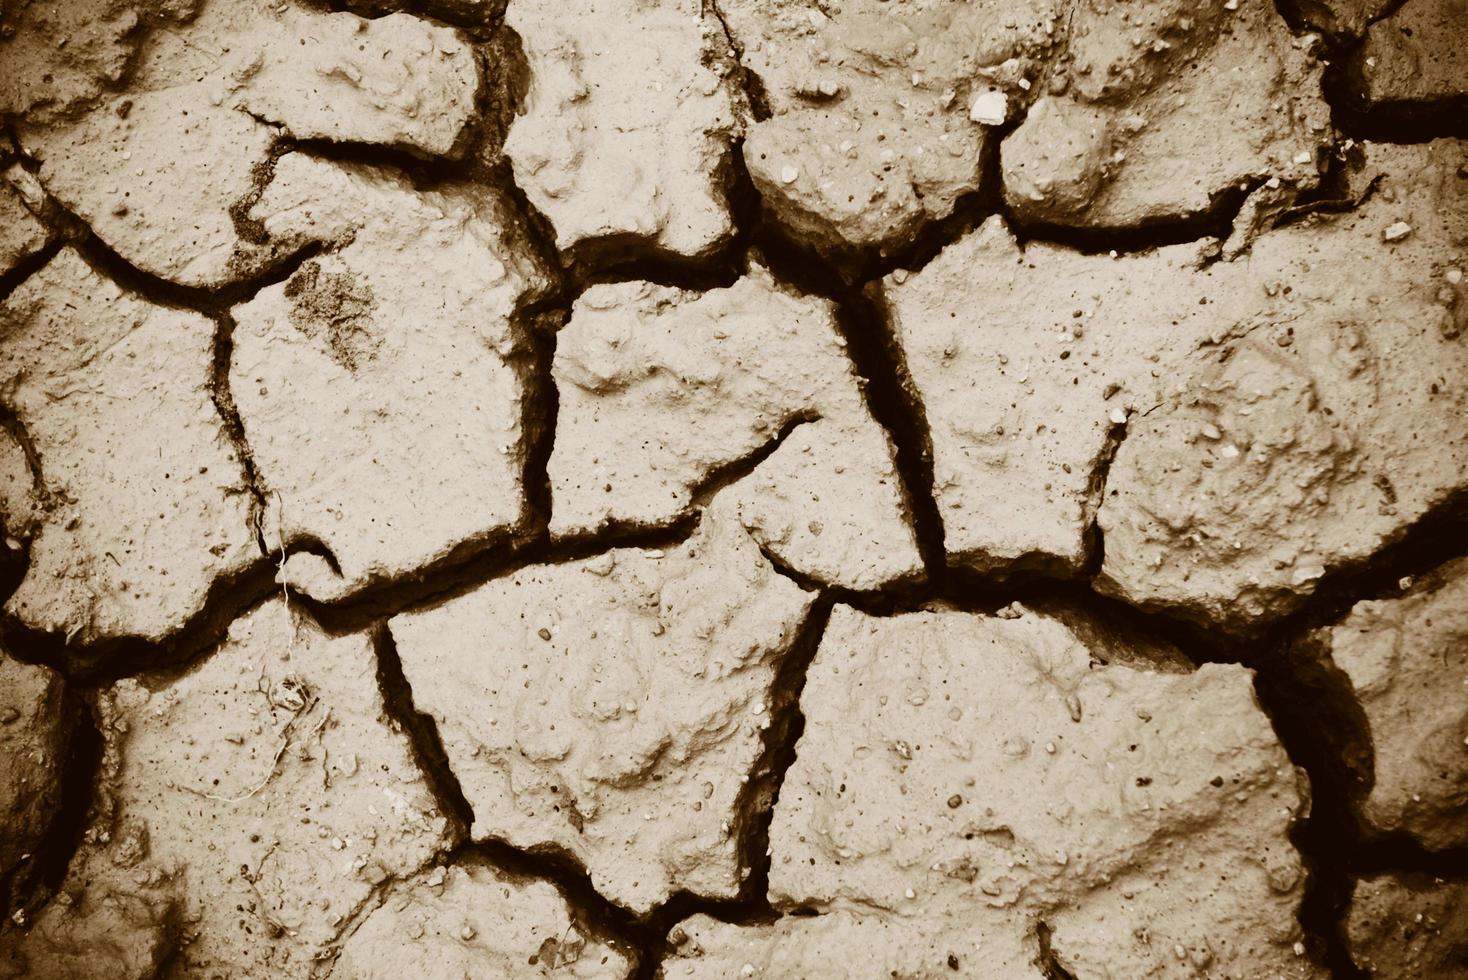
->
<box><xmin>1383</xmin><ymin>221</ymin><xmax>1413</xmax><ymax>242</ymax></box>
<box><xmin>968</xmin><ymin>90</ymin><xmax>1008</xmax><ymax>126</ymax></box>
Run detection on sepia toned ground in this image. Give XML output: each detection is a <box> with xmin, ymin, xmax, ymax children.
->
<box><xmin>0</xmin><ymin>0</ymin><xmax>1466</xmax><ymax>976</ymax></box>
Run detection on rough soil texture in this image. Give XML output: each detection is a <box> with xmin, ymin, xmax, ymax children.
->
<box><xmin>0</xmin><ymin>248</ymin><xmax>259</xmax><ymax>652</ymax></box>
<box><xmin>332</xmin><ymin>860</ymin><xmax>633</xmax><ymax>979</ymax></box>
<box><xmin>1343</xmin><ymin>0</ymin><xmax>1468</xmax><ymax>110</ymax></box>
<box><xmin>502</xmin><ymin>0</ymin><xmax>744</xmax><ymax>265</ymax></box>
<box><xmin>0</xmin><ymin>650</ymin><xmax>70</xmax><ymax>915</ymax></box>
<box><xmin>1345</xmin><ymin>873</ymin><xmax>1468</xmax><ymax>977</ymax></box>
<box><xmin>390</xmin><ymin>500</ymin><xmax>814</xmax><ymax>915</ymax></box>
<box><xmin>549</xmin><ymin>271</ymin><xmax>920</xmax><ymax>590</ymax></box>
<box><xmin>1</xmin><ymin>0</ymin><xmax>1466</xmax><ymax>976</ymax></box>
<box><xmin>1306</xmin><ymin>556</ymin><xmax>1468</xmax><ymax>850</ymax></box>
<box><xmin>665</xmin><ymin>605</ymin><xmax>1314</xmax><ymax>979</ymax></box>
<box><xmin>232</xmin><ymin>151</ymin><xmax>554</xmax><ymax>603</ymax></box>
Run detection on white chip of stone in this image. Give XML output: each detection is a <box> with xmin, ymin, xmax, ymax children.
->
<box><xmin>781</xmin><ymin>165</ymin><xmax>799</xmax><ymax>184</ymax></box>
<box><xmin>1383</xmin><ymin>221</ymin><xmax>1413</xmax><ymax>242</ymax></box>
<box><xmin>968</xmin><ymin>89</ymin><xmax>1008</xmax><ymax>126</ymax></box>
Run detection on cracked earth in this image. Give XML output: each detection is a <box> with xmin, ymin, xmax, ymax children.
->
<box><xmin>0</xmin><ymin>0</ymin><xmax>1465</xmax><ymax>976</ymax></box>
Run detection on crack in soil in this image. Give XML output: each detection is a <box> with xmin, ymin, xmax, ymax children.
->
<box><xmin>5</xmin><ymin>21</ymin><xmax>1465</xmax><ymax>976</ymax></box>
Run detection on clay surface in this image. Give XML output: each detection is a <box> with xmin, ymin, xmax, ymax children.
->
<box><xmin>390</xmin><ymin>500</ymin><xmax>813</xmax><ymax>913</ymax></box>
<box><xmin>718</xmin><ymin>0</ymin><xmax>1056</xmax><ymax>260</ymax></box>
<box><xmin>4</xmin><ymin>0</ymin><xmax>1466</xmax><ymax>975</ymax></box>
<box><xmin>0</xmin><ymin>651</ymin><xmax>71</xmax><ymax>914</ymax></box>
<box><xmin>1346</xmin><ymin>873</ymin><xmax>1468</xmax><ymax>977</ymax></box>
<box><xmin>0</xmin><ymin>248</ymin><xmax>259</xmax><ymax>650</ymax></box>
<box><xmin>1001</xmin><ymin>0</ymin><xmax>1330</xmax><ymax>229</ymax></box>
<box><xmin>1346</xmin><ymin>0</ymin><xmax>1468</xmax><ymax>109</ymax></box>
<box><xmin>889</xmin><ymin>140</ymin><xmax>1468</xmax><ymax>627</ymax></box>
<box><xmin>1309</xmin><ymin>556</ymin><xmax>1468</xmax><ymax>849</ymax></box>
<box><xmin>1</xmin><ymin>599</ymin><xmax>454</xmax><ymax>978</ymax></box>
<box><xmin>685</xmin><ymin>604</ymin><xmax>1314</xmax><ymax>979</ymax></box>
<box><xmin>549</xmin><ymin>271</ymin><xmax>920</xmax><ymax>590</ymax></box>
<box><xmin>503</xmin><ymin>0</ymin><xmax>744</xmax><ymax>263</ymax></box>
<box><xmin>332</xmin><ymin>861</ymin><xmax>632</xmax><ymax>979</ymax></box>
<box><xmin>0</xmin><ymin>170</ymin><xmax>50</xmax><ymax>279</ymax></box>
<box><xmin>6</xmin><ymin>0</ymin><xmax>480</xmax><ymax>289</ymax></box>
<box><xmin>232</xmin><ymin>152</ymin><xmax>554</xmax><ymax>603</ymax></box>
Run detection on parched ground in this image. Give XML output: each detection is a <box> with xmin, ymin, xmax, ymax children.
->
<box><xmin>0</xmin><ymin>0</ymin><xmax>1466</xmax><ymax>977</ymax></box>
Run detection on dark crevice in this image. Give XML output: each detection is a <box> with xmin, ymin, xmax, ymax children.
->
<box><xmin>299</xmin><ymin>520</ymin><xmax>693</xmax><ymax>637</ymax></box>
<box><xmin>1271</xmin><ymin>141</ymin><xmax>1378</xmax><ymax>231</ymax></box>
<box><xmin>296</xmin><ymin>411</ymin><xmax>827</xmax><ymax>634</ymax></box>
<box><xmin>571</xmin><ymin>240</ymin><xmax>746</xmax><ymax>294</ymax></box>
<box><xmin>1010</xmin><ymin>176</ymin><xmax>1267</xmax><ymax>258</ymax></box>
<box><xmin>0</xmin><ymin>237</ymin><xmax>60</xmax><ymax>305</ymax></box>
<box><xmin>834</xmin><ymin>287</ymin><xmax>946</xmax><ymax>581</ymax></box>
<box><xmin>40</xmin><ymin>194</ymin><xmax>324</xmax><ymax>317</ymax></box>
<box><xmin>272</xmin><ymin>533</ymin><xmax>344</xmax><ymax>577</ymax></box>
<box><xmin>0</xmin><ymin>557</ymin><xmax>279</xmax><ymax>688</ymax></box>
<box><xmin>719</xmin><ymin>594</ymin><xmax>834</xmax><ymax>900</ymax></box>
<box><xmin>461</xmin><ymin>838</ymin><xmax>648</xmax><ymax>969</ymax></box>
<box><xmin>1079</xmin><ymin>417</ymin><xmax>1129</xmax><ymax>578</ymax></box>
<box><xmin>706</xmin><ymin>0</ymin><xmax>771</xmax><ymax>122</ymax></box>
<box><xmin>1319</xmin><ymin>41</ymin><xmax>1468</xmax><ymax>144</ymax></box>
<box><xmin>1350</xmin><ymin>837</ymin><xmax>1468</xmax><ymax>878</ymax></box>
<box><xmin>1035</xmin><ymin>920</ymin><xmax>1080</xmax><ymax>980</ymax></box>
<box><xmin>0</xmin><ymin>686</ymin><xmax>102</xmax><ymax>926</ymax></box>
<box><xmin>273</xmin><ymin>134</ymin><xmax>479</xmax><ymax>188</ymax></box>
<box><xmin>312</xmin><ymin>0</ymin><xmax>507</xmax><ymax>39</ymax></box>
<box><xmin>1252</xmin><ymin>640</ymin><xmax>1373</xmax><ymax>978</ymax></box>
<box><xmin>517</xmin><ymin>309</ymin><xmax>564</xmax><ymax>544</ymax></box>
<box><xmin>545</xmin><ymin>136</ymin><xmax>760</xmax><ymax>291</ymax></box>
<box><xmin>1279</xmin><ymin>0</ymin><xmax>1468</xmax><ymax>146</ymax></box>
<box><xmin>372</xmin><ymin>623</ymin><xmax>474</xmax><ymax>840</ymax></box>
<box><xmin>209</xmin><ymin>314</ymin><xmax>271</xmax><ymax>557</ymax></box>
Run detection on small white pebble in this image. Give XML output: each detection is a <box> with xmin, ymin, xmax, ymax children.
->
<box><xmin>1383</xmin><ymin>221</ymin><xmax>1413</xmax><ymax>242</ymax></box>
<box><xmin>1292</xmin><ymin>150</ymin><xmax>1312</xmax><ymax>165</ymax></box>
<box><xmin>1293</xmin><ymin>942</ymin><xmax>1306</xmax><ymax>957</ymax></box>
<box><xmin>780</xmin><ymin>165</ymin><xmax>799</xmax><ymax>184</ymax></box>
<box><xmin>1108</xmin><ymin>407</ymin><xmax>1127</xmax><ymax>425</ymax></box>
<box><xmin>1201</xmin><ymin>422</ymin><xmax>1221</xmax><ymax>440</ymax></box>
<box><xmin>904</xmin><ymin>888</ymin><xmax>916</xmax><ymax>899</ymax></box>
<box><xmin>968</xmin><ymin>89</ymin><xmax>1008</xmax><ymax>125</ymax></box>
<box><xmin>1447</xmin><ymin>268</ymin><xmax>1463</xmax><ymax>284</ymax></box>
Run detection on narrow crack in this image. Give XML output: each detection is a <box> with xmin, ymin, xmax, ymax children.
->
<box><xmin>0</xmin><ymin>685</ymin><xmax>102</xmax><ymax>926</ymax></box>
<box><xmin>209</xmin><ymin>313</ymin><xmax>271</xmax><ymax>557</ymax></box>
<box><xmin>57</xmin><ymin>196</ymin><xmax>324</xmax><ymax>317</ymax></box>
<box><xmin>831</xmin><ymin>287</ymin><xmax>947</xmax><ymax>582</ymax></box>
<box><xmin>0</xmin><ymin>237</ymin><xmax>60</xmax><ymax>306</ymax></box>
<box><xmin>368</xmin><ymin>570</ymin><xmax>837</xmax><ymax>979</ymax></box>
<box><xmin>372</xmin><ymin>623</ymin><xmax>473</xmax><ymax>840</ymax></box>
<box><xmin>706</xmin><ymin>0</ymin><xmax>771</xmax><ymax>123</ymax></box>
<box><xmin>1079</xmin><ymin>416</ymin><xmax>1129</xmax><ymax>578</ymax></box>
<box><xmin>1035</xmin><ymin>920</ymin><xmax>1080</xmax><ymax>980</ymax></box>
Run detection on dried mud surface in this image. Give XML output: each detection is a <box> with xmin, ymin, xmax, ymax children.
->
<box><xmin>1</xmin><ymin>0</ymin><xmax>1466</xmax><ymax>977</ymax></box>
